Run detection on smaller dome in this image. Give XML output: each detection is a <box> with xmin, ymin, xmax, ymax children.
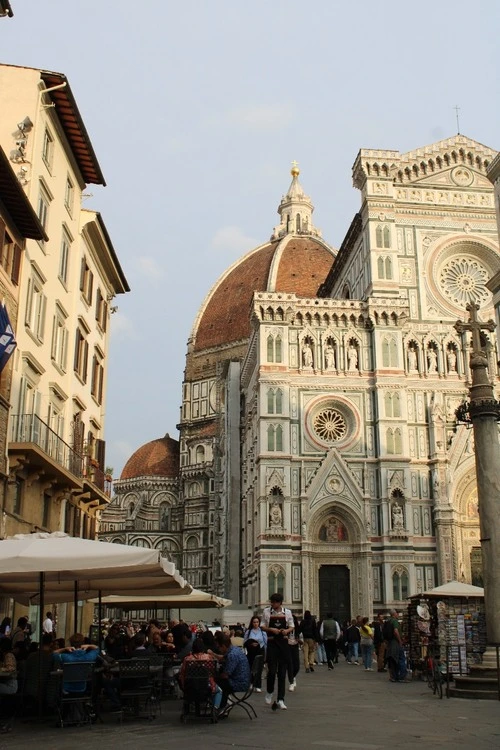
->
<box><xmin>120</xmin><ymin>434</ymin><xmax>179</xmax><ymax>480</ymax></box>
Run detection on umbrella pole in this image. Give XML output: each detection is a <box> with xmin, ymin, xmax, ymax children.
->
<box><xmin>98</xmin><ymin>590</ymin><xmax>102</xmax><ymax>649</ymax></box>
<box><xmin>73</xmin><ymin>581</ymin><xmax>78</xmax><ymax>634</ymax></box>
<box><xmin>38</xmin><ymin>571</ymin><xmax>45</xmax><ymax>717</ymax></box>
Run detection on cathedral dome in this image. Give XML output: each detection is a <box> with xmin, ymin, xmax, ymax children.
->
<box><xmin>190</xmin><ymin>166</ymin><xmax>336</xmax><ymax>353</ymax></box>
<box><xmin>120</xmin><ymin>434</ymin><xmax>179</xmax><ymax>480</ymax></box>
<box><xmin>192</xmin><ymin>235</ymin><xmax>336</xmax><ymax>352</ymax></box>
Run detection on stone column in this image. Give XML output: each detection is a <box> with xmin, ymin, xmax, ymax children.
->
<box><xmin>455</xmin><ymin>305</ymin><xmax>500</xmax><ymax>645</ymax></box>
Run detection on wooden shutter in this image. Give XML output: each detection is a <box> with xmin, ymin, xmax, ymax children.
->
<box><xmin>11</xmin><ymin>244</ymin><xmax>22</xmax><ymax>285</ymax></box>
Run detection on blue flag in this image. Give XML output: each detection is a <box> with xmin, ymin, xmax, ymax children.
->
<box><xmin>0</xmin><ymin>302</ymin><xmax>17</xmax><ymax>373</ymax></box>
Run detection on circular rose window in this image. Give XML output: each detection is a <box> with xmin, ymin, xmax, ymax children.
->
<box><xmin>313</xmin><ymin>408</ymin><xmax>347</xmax><ymax>442</ymax></box>
<box><xmin>439</xmin><ymin>256</ymin><xmax>489</xmax><ymax>308</ymax></box>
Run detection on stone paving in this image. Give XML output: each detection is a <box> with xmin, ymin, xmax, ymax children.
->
<box><xmin>4</xmin><ymin>659</ymin><xmax>500</xmax><ymax>750</ymax></box>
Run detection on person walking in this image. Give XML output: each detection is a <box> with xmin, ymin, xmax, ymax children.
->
<box><xmin>299</xmin><ymin>610</ymin><xmax>317</xmax><ymax>673</ymax></box>
<box><xmin>287</xmin><ymin>615</ymin><xmax>300</xmax><ymax>691</ymax></box>
<box><xmin>243</xmin><ymin>615</ymin><xmax>267</xmax><ymax>692</ymax></box>
<box><xmin>321</xmin><ymin>613</ymin><xmax>340</xmax><ymax>670</ymax></box>
<box><xmin>372</xmin><ymin>613</ymin><xmax>386</xmax><ymax>672</ymax></box>
<box><xmin>359</xmin><ymin>617</ymin><xmax>374</xmax><ymax>670</ymax></box>
<box><xmin>345</xmin><ymin>619</ymin><xmax>361</xmax><ymax>664</ymax></box>
<box><xmin>261</xmin><ymin>593</ymin><xmax>294</xmax><ymax>710</ymax></box>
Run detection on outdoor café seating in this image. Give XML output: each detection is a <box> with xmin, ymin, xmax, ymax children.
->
<box><xmin>56</xmin><ymin>662</ymin><xmax>96</xmax><ymax>728</ymax></box>
<box><xmin>180</xmin><ymin>658</ymin><xmax>218</xmax><ymax>724</ymax></box>
<box><xmin>224</xmin><ymin>653</ymin><xmax>263</xmax><ymax>720</ymax></box>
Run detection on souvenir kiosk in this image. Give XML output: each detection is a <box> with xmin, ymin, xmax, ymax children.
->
<box><xmin>406</xmin><ymin>581</ymin><xmax>486</xmax><ymax>676</ymax></box>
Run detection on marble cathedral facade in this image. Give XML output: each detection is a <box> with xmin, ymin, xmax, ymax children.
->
<box><xmin>102</xmin><ymin>134</ymin><xmax>500</xmax><ymax>618</ymax></box>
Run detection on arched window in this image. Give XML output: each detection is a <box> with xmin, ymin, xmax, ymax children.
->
<box><xmin>275</xmin><ymin>336</ymin><xmax>282</xmax><ymax>363</ymax></box>
<box><xmin>195</xmin><ymin>445</ymin><xmax>205</xmax><ymax>463</ymax></box>
<box><xmin>382</xmin><ymin>339</ymin><xmax>390</xmax><ymax>367</ymax></box>
<box><xmin>390</xmin><ymin>338</ymin><xmax>398</xmax><ymax>367</ymax></box>
<box><xmin>378</xmin><ymin>256</ymin><xmax>385</xmax><ymax>279</ymax></box>
<box><xmin>275</xmin><ymin>389</ymin><xmax>283</xmax><ymax>414</ymax></box>
<box><xmin>383</xmin><ymin>226</ymin><xmax>391</xmax><ymax>248</ymax></box>
<box><xmin>376</xmin><ymin>225</ymin><xmax>383</xmax><ymax>247</ymax></box>
<box><xmin>267</xmin><ymin>389</ymin><xmax>275</xmax><ymax>414</ymax></box>
<box><xmin>130</xmin><ymin>538</ymin><xmax>149</xmax><ymax>548</ymax></box>
<box><xmin>394</xmin><ymin>428</ymin><xmax>402</xmax><ymax>454</ymax></box>
<box><xmin>386</xmin><ymin>428</ymin><xmax>395</xmax><ymax>454</ymax></box>
<box><xmin>128</xmin><ymin>502</ymin><xmax>135</xmax><ymax>518</ymax></box>
<box><xmin>296</xmin><ymin>214</ymin><xmax>301</xmax><ymax>232</ymax></box>
<box><xmin>385</xmin><ymin>257</ymin><xmax>392</xmax><ymax>278</ymax></box>
<box><xmin>393</xmin><ymin>392</ymin><xmax>401</xmax><ymax>417</ymax></box>
<box><xmin>275</xmin><ymin>425</ymin><xmax>283</xmax><ymax>451</ymax></box>
<box><xmin>267</xmin><ymin>335</ymin><xmax>274</xmax><ymax>362</ymax></box>
<box><xmin>384</xmin><ymin>392</ymin><xmax>392</xmax><ymax>416</ymax></box>
<box><xmin>268</xmin><ymin>568</ymin><xmax>285</xmax><ymax>598</ymax></box>
<box><xmin>382</xmin><ymin>336</ymin><xmax>398</xmax><ymax>367</ymax></box>
<box><xmin>267</xmin><ymin>425</ymin><xmax>275</xmax><ymax>451</ymax></box>
<box><xmin>392</xmin><ymin>569</ymin><xmax>409</xmax><ymax>600</ymax></box>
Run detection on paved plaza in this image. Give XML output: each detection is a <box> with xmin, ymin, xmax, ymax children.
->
<box><xmin>4</xmin><ymin>659</ymin><xmax>500</xmax><ymax>750</ymax></box>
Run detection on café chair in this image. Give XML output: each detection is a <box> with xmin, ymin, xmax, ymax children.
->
<box><xmin>224</xmin><ymin>654</ymin><xmax>264</xmax><ymax>720</ymax></box>
<box><xmin>180</xmin><ymin>659</ymin><xmax>218</xmax><ymax>724</ymax></box>
<box><xmin>56</xmin><ymin>662</ymin><xmax>96</xmax><ymax>728</ymax></box>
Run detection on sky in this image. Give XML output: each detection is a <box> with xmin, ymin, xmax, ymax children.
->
<box><xmin>1</xmin><ymin>1</ymin><xmax>499</xmax><ymax>477</ymax></box>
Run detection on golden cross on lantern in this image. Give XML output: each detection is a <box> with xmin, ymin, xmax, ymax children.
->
<box><xmin>454</xmin><ymin>303</ymin><xmax>496</xmax><ymax>355</ymax></box>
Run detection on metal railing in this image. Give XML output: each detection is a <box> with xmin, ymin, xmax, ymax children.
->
<box><xmin>11</xmin><ymin>413</ymin><xmax>85</xmax><ymax>478</ymax></box>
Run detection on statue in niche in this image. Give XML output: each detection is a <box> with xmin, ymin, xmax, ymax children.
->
<box><xmin>392</xmin><ymin>502</ymin><xmax>404</xmax><ymax>530</ymax></box>
<box><xmin>302</xmin><ymin>341</ymin><xmax>314</xmax><ymax>369</ymax></box>
<box><xmin>447</xmin><ymin>348</ymin><xmax>457</xmax><ymax>372</ymax></box>
<box><xmin>427</xmin><ymin>348</ymin><xmax>437</xmax><ymax>374</ymax></box>
<box><xmin>269</xmin><ymin>501</ymin><xmax>282</xmax><ymax>527</ymax></box>
<box><xmin>347</xmin><ymin>344</ymin><xmax>358</xmax><ymax>371</ymax></box>
<box><xmin>408</xmin><ymin>346</ymin><xmax>418</xmax><ymax>372</ymax></box>
<box><xmin>161</xmin><ymin>506</ymin><xmax>170</xmax><ymax>530</ymax></box>
<box><xmin>320</xmin><ymin>516</ymin><xmax>348</xmax><ymax>542</ymax></box>
<box><xmin>325</xmin><ymin>344</ymin><xmax>336</xmax><ymax>371</ymax></box>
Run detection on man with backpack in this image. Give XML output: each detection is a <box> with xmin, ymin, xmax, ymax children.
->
<box><xmin>383</xmin><ymin>610</ymin><xmax>405</xmax><ymax>682</ymax></box>
<box><xmin>320</xmin><ymin>613</ymin><xmax>340</xmax><ymax>670</ymax></box>
<box><xmin>373</xmin><ymin>613</ymin><xmax>387</xmax><ymax>672</ymax></box>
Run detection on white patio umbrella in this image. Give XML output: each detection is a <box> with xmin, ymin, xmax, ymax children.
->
<box><xmin>90</xmin><ymin>588</ymin><xmax>232</xmax><ymax>610</ymax></box>
<box><xmin>0</xmin><ymin>532</ymin><xmax>191</xmax><ymax>605</ymax></box>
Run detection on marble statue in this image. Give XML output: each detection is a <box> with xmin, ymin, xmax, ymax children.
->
<box><xmin>302</xmin><ymin>342</ymin><xmax>313</xmax><ymax>369</ymax></box>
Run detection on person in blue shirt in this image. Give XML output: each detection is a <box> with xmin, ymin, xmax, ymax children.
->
<box><xmin>53</xmin><ymin>632</ymin><xmax>100</xmax><ymax>692</ymax></box>
<box><xmin>213</xmin><ymin>632</ymin><xmax>250</xmax><ymax>714</ymax></box>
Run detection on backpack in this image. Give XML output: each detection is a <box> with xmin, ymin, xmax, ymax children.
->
<box><xmin>382</xmin><ymin>619</ymin><xmax>394</xmax><ymax>641</ymax></box>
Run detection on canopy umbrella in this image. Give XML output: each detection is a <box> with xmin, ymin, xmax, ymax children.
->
<box><xmin>90</xmin><ymin>588</ymin><xmax>232</xmax><ymax>610</ymax></box>
<box><xmin>420</xmin><ymin>581</ymin><xmax>484</xmax><ymax>598</ymax></box>
<box><xmin>0</xmin><ymin>532</ymin><xmax>191</xmax><ymax>606</ymax></box>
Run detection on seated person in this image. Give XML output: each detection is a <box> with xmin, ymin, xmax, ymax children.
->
<box><xmin>52</xmin><ymin>633</ymin><xmax>100</xmax><ymax>693</ymax></box>
<box><xmin>23</xmin><ymin>633</ymin><xmax>54</xmax><ymax>703</ymax></box>
<box><xmin>211</xmin><ymin>632</ymin><xmax>250</xmax><ymax>714</ymax></box>
<box><xmin>104</xmin><ymin>624</ymin><xmax>129</xmax><ymax>660</ymax></box>
<box><xmin>176</xmin><ymin>626</ymin><xmax>194</xmax><ymax>661</ymax></box>
<box><xmin>129</xmin><ymin>632</ymin><xmax>149</xmax><ymax>658</ymax></box>
<box><xmin>148</xmin><ymin>631</ymin><xmax>167</xmax><ymax>654</ymax></box>
<box><xmin>0</xmin><ymin>638</ymin><xmax>17</xmax><ymax>695</ymax></box>
<box><xmin>163</xmin><ymin>632</ymin><xmax>176</xmax><ymax>653</ymax></box>
<box><xmin>230</xmin><ymin>628</ymin><xmax>245</xmax><ymax>649</ymax></box>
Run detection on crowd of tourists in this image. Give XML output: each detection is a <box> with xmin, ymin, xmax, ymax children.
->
<box><xmin>0</xmin><ymin>599</ymin><xmax>409</xmax><ymax>728</ymax></box>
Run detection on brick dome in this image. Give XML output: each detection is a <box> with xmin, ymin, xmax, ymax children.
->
<box><xmin>120</xmin><ymin>434</ymin><xmax>179</xmax><ymax>480</ymax></box>
<box><xmin>192</xmin><ymin>236</ymin><xmax>336</xmax><ymax>352</ymax></box>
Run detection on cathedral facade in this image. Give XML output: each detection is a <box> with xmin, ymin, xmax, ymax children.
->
<box><xmin>100</xmin><ymin>134</ymin><xmax>499</xmax><ymax>619</ymax></box>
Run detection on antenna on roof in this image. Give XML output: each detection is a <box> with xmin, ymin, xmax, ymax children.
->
<box><xmin>453</xmin><ymin>105</ymin><xmax>461</xmax><ymax>135</ymax></box>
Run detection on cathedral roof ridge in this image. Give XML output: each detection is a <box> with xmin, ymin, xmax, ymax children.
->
<box><xmin>400</xmin><ymin>133</ymin><xmax>497</xmax><ymax>163</ymax></box>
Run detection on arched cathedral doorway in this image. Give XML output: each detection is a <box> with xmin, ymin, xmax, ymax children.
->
<box><xmin>302</xmin><ymin>506</ymin><xmax>371</xmax><ymax>620</ymax></box>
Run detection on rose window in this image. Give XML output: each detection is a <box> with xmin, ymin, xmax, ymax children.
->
<box><xmin>313</xmin><ymin>408</ymin><xmax>347</xmax><ymax>442</ymax></box>
<box><xmin>439</xmin><ymin>257</ymin><xmax>489</xmax><ymax>307</ymax></box>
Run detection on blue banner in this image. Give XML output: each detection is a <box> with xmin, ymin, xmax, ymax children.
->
<box><xmin>0</xmin><ymin>302</ymin><xmax>17</xmax><ymax>373</ymax></box>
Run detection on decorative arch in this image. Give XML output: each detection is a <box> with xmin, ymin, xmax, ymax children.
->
<box><xmin>268</xmin><ymin>564</ymin><xmax>285</xmax><ymax>598</ymax></box>
<box><xmin>308</xmin><ymin>503</ymin><xmax>364</xmax><ymax>546</ymax></box>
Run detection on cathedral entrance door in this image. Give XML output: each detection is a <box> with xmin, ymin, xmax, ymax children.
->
<box><xmin>319</xmin><ymin>565</ymin><xmax>350</xmax><ymax>622</ymax></box>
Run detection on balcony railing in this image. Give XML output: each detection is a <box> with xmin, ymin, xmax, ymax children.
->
<box><xmin>10</xmin><ymin>414</ymin><xmax>112</xmax><ymax>498</ymax></box>
<box><xmin>11</xmin><ymin>413</ymin><xmax>85</xmax><ymax>478</ymax></box>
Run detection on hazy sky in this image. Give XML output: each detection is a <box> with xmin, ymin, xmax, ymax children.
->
<box><xmin>1</xmin><ymin>1</ymin><xmax>499</xmax><ymax>476</ymax></box>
